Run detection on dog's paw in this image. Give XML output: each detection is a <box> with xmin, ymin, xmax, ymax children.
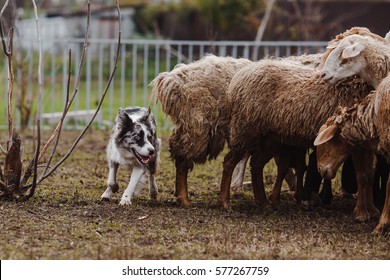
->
<box><xmin>119</xmin><ymin>197</ymin><xmax>132</xmax><ymax>206</ymax></box>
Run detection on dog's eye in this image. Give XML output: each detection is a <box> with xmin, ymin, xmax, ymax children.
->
<box><xmin>147</xmin><ymin>135</ymin><xmax>153</xmax><ymax>142</ymax></box>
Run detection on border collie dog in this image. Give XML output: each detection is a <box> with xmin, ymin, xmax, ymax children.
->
<box><xmin>101</xmin><ymin>106</ymin><xmax>160</xmax><ymax>205</ymax></box>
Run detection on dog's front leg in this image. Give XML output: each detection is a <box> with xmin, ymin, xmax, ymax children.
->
<box><xmin>119</xmin><ymin>166</ymin><xmax>145</xmax><ymax>206</ymax></box>
<box><xmin>101</xmin><ymin>160</ymin><xmax>120</xmax><ymax>200</ymax></box>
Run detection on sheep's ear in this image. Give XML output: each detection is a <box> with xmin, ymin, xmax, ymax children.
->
<box><xmin>341</xmin><ymin>42</ymin><xmax>365</xmax><ymax>59</ymax></box>
<box><xmin>326</xmin><ymin>41</ymin><xmax>339</xmax><ymax>50</ymax></box>
<box><xmin>314</xmin><ymin>124</ymin><xmax>338</xmax><ymax>146</ymax></box>
<box><xmin>385</xmin><ymin>31</ymin><xmax>390</xmax><ymax>43</ymax></box>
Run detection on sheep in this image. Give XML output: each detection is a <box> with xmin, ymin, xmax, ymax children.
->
<box><xmin>153</xmin><ymin>27</ymin><xmax>384</xmax><ymax>208</ymax></box>
<box><xmin>320</xmin><ymin>34</ymin><xmax>390</xmax><ymax>89</ymax></box>
<box><xmin>152</xmin><ymin>54</ymin><xmax>322</xmax><ymax>207</ymax></box>
<box><xmin>219</xmin><ymin>58</ymin><xmax>375</xmax><ymax>221</ymax></box>
<box><xmin>152</xmin><ymin>55</ymin><xmax>251</xmax><ymax>206</ymax></box>
<box><xmin>318</xmin><ymin>26</ymin><xmax>389</xmax><ymax>68</ymax></box>
<box><xmin>314</xmin><ymin>75</ymin><xmax>390</xmax><ymax>233</ymax></box>
<box><xmin>313</xmin><ymin>34</ymin><xmax>390</xmax><ymax>233</ymax></box>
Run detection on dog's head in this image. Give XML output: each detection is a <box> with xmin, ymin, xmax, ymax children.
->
<box><xmin>113</xmin><ymin>107</ymin><xmax>158</xmax><ymax>165</ymax></box>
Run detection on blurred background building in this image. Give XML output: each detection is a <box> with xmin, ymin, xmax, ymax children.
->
<box><xmin>2</xmin><ymin>0</ymin><xmax>389</xmax><ymax>43</ymax></box>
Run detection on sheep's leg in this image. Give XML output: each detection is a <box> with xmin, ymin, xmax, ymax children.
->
<box><xmin>301</xmin><ymin>150</ymin><xmax>322</xmax><ymax>210</ymax></box>
<box><xmin>319</xmin><ymin>179</ymin><xmax>333</xmax><ymax>205</ymax></box>
<box><xmin>269</xmin><ymin>151</ymin><xmax>291</xmax><ymax>209</ymax></box>
<box><xmin>285</xmin><ymin>168</ymin><xmax>297</xmax><ymax>191</ymax></box>
<box><xmin>231</xmin><ymin>153</ymin><xmax>250</xmax><ymax>198</ymax></box>
<box><xmin>250</xmin><ymin>140</ymin><xmax>281</xmax><ymax>209</ymax></box>
<box><xmin>352</xmin><ymin>150</ymin><xmax>380</xmax><ymax>221</ymax></box>
<box><xmin>293</xmin><ymin>149</ymin><xmax>306</xmax><ymax>204</ymax></box>
<box><xmin>175</xmin><ymin>157</ymin><xmax>192</xmax><ymax>207</ymax></box>
<box><xmin>373</xmin><ymin>174</ymin><xmax>390</xmax><ymax>234</ymax></box>
<box><xmin>220</xmin><ymin>150</ymin><xmax>245</xmax><ymax>209</ymax></box>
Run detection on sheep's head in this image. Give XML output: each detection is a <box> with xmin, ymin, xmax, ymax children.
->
<box><xmin>320</xmin><ymin>35</ymin><xmax>372</xmax><ymax>85</ymax></box>
<box><xmin>314</xmin><ymin>107</ymin><xmax>353</xmax><ymax>179</ymax></box>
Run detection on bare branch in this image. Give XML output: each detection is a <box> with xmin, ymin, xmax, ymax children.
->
<box><xmin>41</xmin><ymin>49</ymin><xmax>72</xmax><ymax>179</ymax></box>
<box><xmin>23</xmin><ymin>0</ymin><xmax>42</xmax><ymax>200</ymax></box>
<box><xmin>23</xmin><ymin>1</ymin><xmax>91</xmax><ymax>185</ymax></box>
<box><xmin>0</xmin><ymin>0</ymin><xmax>11</xmax><ymax>55</ymax></box>
<box><xmin>38</xmin><ymin>0</ymin><xmax>122</xmax><ymax>183</ymax></box>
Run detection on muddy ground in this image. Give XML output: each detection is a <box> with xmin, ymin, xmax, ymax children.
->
<box><xmin>0</xmin><ymin>129</ymin><xmax>389</xmax><ymax>260</ymax></box>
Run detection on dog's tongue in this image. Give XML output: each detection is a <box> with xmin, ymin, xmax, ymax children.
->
<box><xmin>140</xmin><ymin>155</ymin><xmax>151</xmax><ymax>164</ymax></box>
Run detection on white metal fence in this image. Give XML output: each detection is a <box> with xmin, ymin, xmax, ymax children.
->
<box><xmin>1</xmin><ymin>38</ymin><xmax>328</xmax><ymax>130</ymax></box>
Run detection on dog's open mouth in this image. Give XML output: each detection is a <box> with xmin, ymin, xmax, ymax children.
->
<box><xmin>132</xmin><ymin>149</ymin><xmax>152</xmax><ymax>164</ymax></box>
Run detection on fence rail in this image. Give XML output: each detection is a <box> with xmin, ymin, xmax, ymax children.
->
<box><xmin>1</xmin><ymin>38</ymin><xmax>328</xmax><ymax>130</ymax></box>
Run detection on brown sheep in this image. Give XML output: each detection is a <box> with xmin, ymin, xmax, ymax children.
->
<box><xmin>219</xmin><ymin>58</ymin><xmax>375</xmax><ymax>221</ymax></box>
<box><xmin>152</xmin><ymin>55</ymin><xmax>251</xmax><ymax>206</ymax></box>
<box><xmin>314</xmin><ymin>75</ymin><xmax>390</xmax><ymax>234</ymax></box>
<box><xmin>152</xmin><ymin>27</ymin><xmax>384</xmax><ymax>208</ymax></box>
<box><xmin>314</xmin><ymin>33</ymin><xmax>390</xmax><ymax>233</ymax></box>
<box><xmin>152</xmin><ymin>54</ymin><xmax>320</xmax><ymax>206</ymax></box>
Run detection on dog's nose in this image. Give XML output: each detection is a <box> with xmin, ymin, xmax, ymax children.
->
<box><xmin>148</xmin><ymin>148</ymin><xmax>155</xmax><ymax>155</ymax></box>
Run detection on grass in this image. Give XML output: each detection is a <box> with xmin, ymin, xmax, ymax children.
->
<box><xmin>0</xmin><ymin>130</ymin><xmax>389</xmax><ymax>260</ymax></box>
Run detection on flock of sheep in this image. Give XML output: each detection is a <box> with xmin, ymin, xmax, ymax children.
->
<box><xmin>151</xmin><ymin>27</ymin><xmax>390</xmax><ymax>235</ymax></box>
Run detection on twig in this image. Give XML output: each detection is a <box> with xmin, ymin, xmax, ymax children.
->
<box><xmin>0</xmin><ymin>0</ymin><xmax>11</xmax><ymax>55</ymax></box>
<box><xmin>41</xmin><ymin>49</ymin><xmax>72</xmax><ymax>179</ymax></box>
<box><xmin>38</xmin><ymin>0</ymin><xmax>122</xmax><ymax>184</ymax></box>
<box><xmin>23</xmin><ymin>1</ymin><xmax>91</xmax><ymax>184</ymax></box>
<box><xmin>23</xmin><ymin>0</ymin><xmax>42</xmax><ymax>201</ymax></box>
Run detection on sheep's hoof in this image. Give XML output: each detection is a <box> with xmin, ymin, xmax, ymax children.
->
<box><xmin>372</xmin><ymin>222</ymin><xmax>389</xmax><ymax>235</ymax></box>
<box><xmin>271</xmin><ymin>201</ymin><xmax>282</xmax><ymax>211</ymax></box>
<box><xmin>220</xmin><ymin>200</ymin><xmax>231</xmax><ymax>210</ymax></box>
<box><xmin>354</xmin><ymin>208</ymin><xmax>371</xmax><ymax>222</ymax></box>
<box><xmin>269</xmin><ymin>196</ymin><xmax>281</xmax><ymax>210</ymax></box>
<box><xmin>177</xmin><ymin>197</ymin><xmax>192</xmax><ymax>207</ymax></box>
<box><xmin>256</xmin><ymin>199</ymin><xmax>272</xmax><ymax>211</ymax></box>
<box><xmin>300</xmin><ymin>200</ymin><xmax>312</xmax><ymax>211</ymax></box>
<box><xmin>369</xmin><ymin>205</ymin><xmax>380</xmax><ymax>218</ymax></box>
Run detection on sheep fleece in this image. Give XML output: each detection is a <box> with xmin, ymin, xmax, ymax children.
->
<box><xmin>153</xmin><ymin>55</ymin><xmax>251</xmax><ymax>164</ymax></box>
<box><xmin>227</xmin><ymin>60</ymin><xmax>372</xmax><ymax>151</ymax></box>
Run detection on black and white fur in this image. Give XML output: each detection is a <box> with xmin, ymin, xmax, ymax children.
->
<box><xmin>101</xmin><ymin>106</ymin><xmax>160</xmax><ymax>205</ymax></box>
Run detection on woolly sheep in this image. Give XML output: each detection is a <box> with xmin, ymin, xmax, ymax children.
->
<box><xmin>318</xmin><ymin>26</ymin><xmax>389</xmax><ymax>69</ymax></box>
<box><xmin>152</xmin><ymin>55</ymin><xmax>252</xmax><ymax>206</ymax></box>
<box><xmin>314</xmin><ymin>74</ymin><xmax>390</xmax><ymax>233</ymax></box>
<box><xmin>219</xmin><ymin>58</ymin><xmax>374</xmax><ymax>218</ymax></box>
<box><xmin>152</xmin><ymin>54</ymin><xmax>320</xmax><ymax>207</ymax></box>
<box><xmin>314</xmin><ymin>33</ymin><xmax>390</xmax><ymax>232</ymax></box>
<box><xmin>153</xmin><ymin>27</ymin><xmax>384</xmax><ymax>208</ymax></box>
<box><xmin>320</xmin><ymin>34</ymin><xmax>390</xmax><ymax>88</ymax></box>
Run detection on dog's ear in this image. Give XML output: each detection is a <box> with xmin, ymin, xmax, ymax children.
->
<box><xmin>117</xmin><ymin>108</ymin><xmax>133</xmax><ymax>128</ymax></box>
<box><xmin>140</xmin><ymin>106</ymin><xmax>153</xmax><ymax>123</ymax></box>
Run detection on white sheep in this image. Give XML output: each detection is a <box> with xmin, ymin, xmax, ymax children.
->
<box><xmin>320</xmin><ymin>34</ymin><xmax>390</xmax><ymax>88</ymax></box>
